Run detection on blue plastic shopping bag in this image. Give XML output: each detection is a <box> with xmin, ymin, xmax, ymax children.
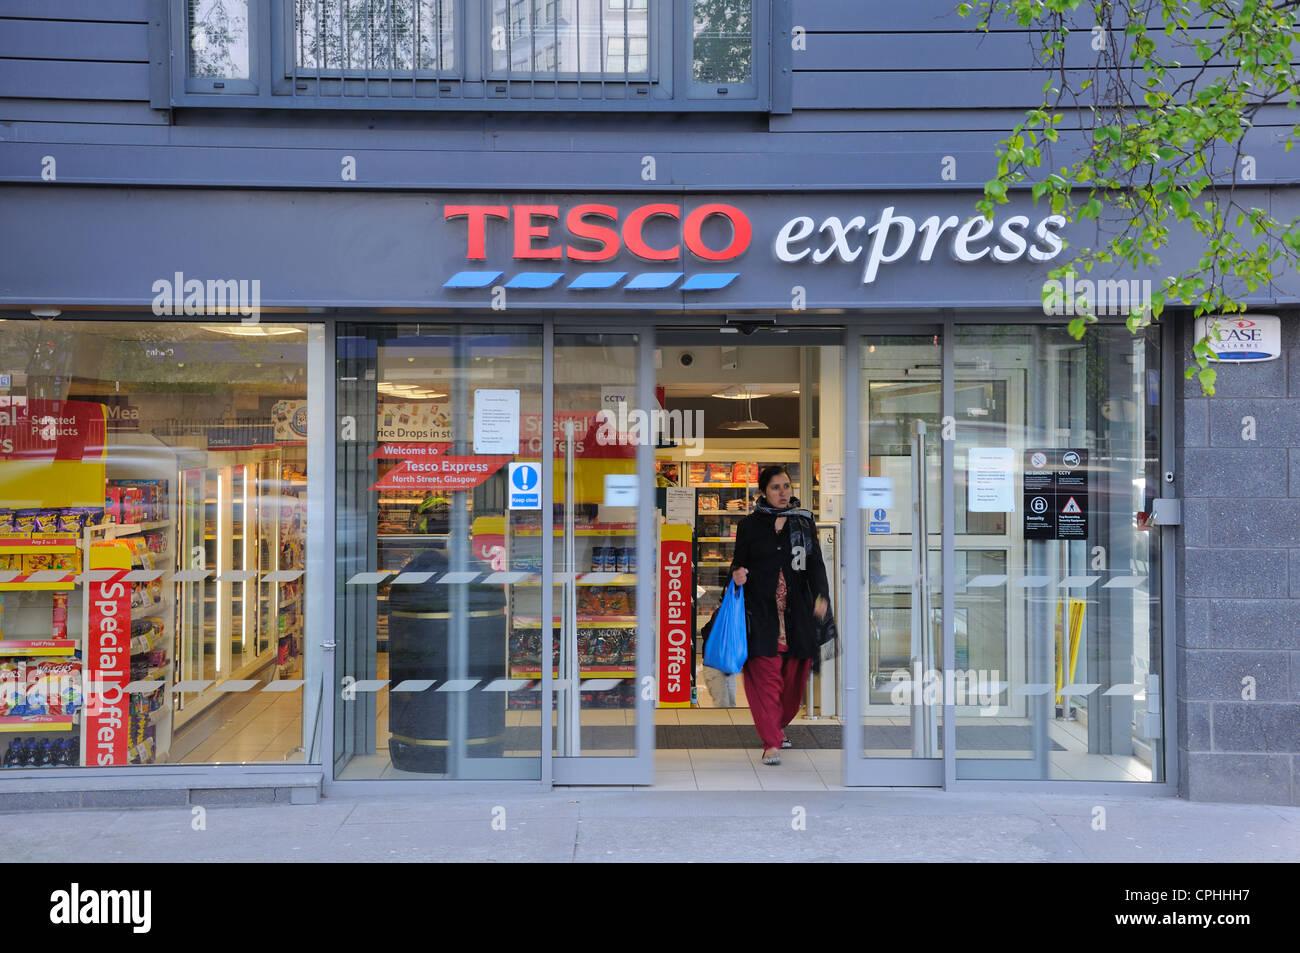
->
<box><xmin>703</xmin><ymin>581</ymin><xmax>748</xmax><ymax>675</ymax></box>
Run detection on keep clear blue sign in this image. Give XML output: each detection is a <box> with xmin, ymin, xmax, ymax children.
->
<box><xmin>869</xmin><ymin>507</ymin><xmax>891</xmax><ymax>534</ymax></box>
<box><xmin>508</xmin><ymin>461</ymin><xmax>541</xmax><ymax>510</ymax></box>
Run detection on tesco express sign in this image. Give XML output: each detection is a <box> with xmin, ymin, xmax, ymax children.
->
<box><xmin>445</xmin><ymin>203</ymin><xmax>1067</xmax><ymax>286</ymax></box>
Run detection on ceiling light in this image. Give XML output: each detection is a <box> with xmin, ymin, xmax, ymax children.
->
<box><xmin>711</xmin><ymin>385</ymin><xmax>771</xmax><ymax>400</ymax></box>
<box><xmin>718</xmin><ymin>394</ymin><xmax>769</xmax><ymax>431</ymax></box>
<box><xmin>200</xmin><ymin>325</ymin><xmax>303</xmax><ymax>338</ymax></box>
<box><xmin>721</xmin><ymin>418</ymin><xmax>770</xmax><ymax>431</ymax></box>
<box><xmin>30</xmin><ymin>309</ymin><xmax>61</xmax><ymax>318</ymax></box>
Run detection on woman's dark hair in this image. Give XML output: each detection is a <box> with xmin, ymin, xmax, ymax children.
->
<box><xmin>758</xmin><ymin>465</ymin><xmax>790</xmax><ymax>494</ymax></box>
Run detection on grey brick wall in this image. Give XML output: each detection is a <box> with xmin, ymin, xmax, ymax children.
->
<box><xmin>1177</xmin><ymin>312</ymin><xmax>1300</xmax><ymax>805</ymax></box>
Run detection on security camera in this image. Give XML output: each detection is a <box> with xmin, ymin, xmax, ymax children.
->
<box><xmin>679</xmin><ymin>352</ymin><xmax>695</xmax><ymax>367</ymax></box>
<box><xmin>1164</xmin><ymin>471</ymin><xmax>1175</xmax><ymax>484</ymax></box>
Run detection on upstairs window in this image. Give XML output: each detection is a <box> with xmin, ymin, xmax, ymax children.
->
<box><xmin>172</xmin><ymin>0</ymin><xmax>773</xmax><ymax>109</ymax></box>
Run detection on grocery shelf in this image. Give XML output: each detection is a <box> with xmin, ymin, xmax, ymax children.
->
<box><xmin>0</xmin><ymin>714</ymin><xmax>76</xmax><ymax>732</ymax></box>
<box><xmin>0</xmin><ymin>640</ymin><xmax>77</xmax><ymax>656</ymax></box>
<box><xmin>131</xmin><ymin>600</ymin><xmax>169</xmax><ymax>621</ymax></box>
<box><xmin>105</xmin><ymin>521</ymin><xmax>170</xmax><ymax>538</ymax></box>
<box><xmin>0</xmin><ymin>536</ymin><xmax>79</xmax><ymax>555</ymax></box>
<box><xmin>509</xmin><ymin>668</ymin><xmax>635</xmax><ymax>678</ymax></box>
<box><xmin>508</xmin><ymin>527</ymin><xmax>638</xmax><ymax>537</ymax></box>
<box><xmin>513</xmin><ymin>574</ymin><xmax>636</xmax><ymax>587</ymax></box>
<box><xmin>0</xmin><ymin>580</ymin><xmax>77</xmax><ymax>591</ymax></box>
<box><xmin>512</xmin><ymin>616</ymin><xmax>637</xmax><ymax>629</ymax></box>
<box><xmin>698</xmin><ymin>510</ymin><xmax>748</xmax><ymax>516</ymax></box>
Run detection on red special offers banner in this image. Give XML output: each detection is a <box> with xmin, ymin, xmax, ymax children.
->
<box><xmin>85</xmin><ymin>544</ymin><xmax>131</xmax><ymax>766</ymax></box>
<box><xmin>369</xmin><ymin>455</ymin><xmax>513</xmax><ymax>492</ymax></box>
<box><xmin>658</xmin><ymin>524</ymin><xmax>692</xmax><ymax>708</ymax></box>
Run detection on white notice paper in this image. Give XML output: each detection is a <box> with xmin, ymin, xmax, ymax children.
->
<box><xmin>968</xmin><ymin>447</ymin><xmax>1016</xmax><ymax>512</ymax></box>
<box><xmin>665</xmin><ymin>487</ymin><xmax>696</xmax><ymax>525</ymax></box>
<box><xmin>820</xmin><ymin>463</ymin><xmax>844</xmax><ymax>494</ymax></box>
<box><xmin>473</xmin><ymin>389</ymin><xmax>520</xmax><ymax>454</ymax></box>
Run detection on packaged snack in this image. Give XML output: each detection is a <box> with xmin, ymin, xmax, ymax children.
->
<box><xmin>49</xmin><ymin>552</ymin><xmax>79</xmax><ymax>572</ymax></box>
<box><xmin>105</xmin><ymin>487</ymin><xmax>123</xmax><ymax>523</ymax></box>
<box><xmin>0</xmin><ymin>509</ymin><xmax>14</xmax><ymax>533</ymax></box>
<box><xmin>83</xmin><ymin>508</ymin><xmax>106</xmax><ymax>527</ymax></box>
<box><xmin>13</xmin><ymin>508</ymin><xmax>38</xmax><ymax>536</ymax></box>
<box><xmin>732</xmin><ymin>461</ymin><xmax>750</xmax><ymax>483</ymax></box>
<box><xmin>51</xmin><ymin>591</ymin><xmax>68</xmax><ymax>639</ymax></box>
<box><xmin>56</xmin><ymin>509</ymin><xmax>86</xmax><ymax>534</ymax></box>
<box><xmin>708</xmin><ymin>463</ymin><xmax>732</xmax><ymax>483</ymax></box>
<box><xmin>35</xmin><ymin>660</ymin><xmax>80</xmax><ymax>716</ymax></box>
<box><xmin>615</xmin><ymin>546</ymin><xmax>629</xmax><ymax>573</ymax></box>
<box><xmin>689</xmin><ymin>462</ymin><xmax>707</xmax><ymax>484</ymax></box>
<box><xmin>19</xmin><ymin>666</ymin><xmax>47</xmax><ymax>716</ymax></box>
<box><xmin>33</xmin><ymin>509</ymin><xmax>60</xmax><ymax>534</ymax></box>
<box><xmin>23</xmin><ymin>553</ymin><xmax>55</xmax><ymax>573</ymax></box>
<box><xmin>0</xmin><ymin>661</ymin><xmax>22</xmax><ymax>715</ymax></box>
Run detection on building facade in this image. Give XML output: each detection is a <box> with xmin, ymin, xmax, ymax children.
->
<box><xmin>0</xmin><ymin>0</ymin><xmax>1296</xmax><ymax>805</ymax></box>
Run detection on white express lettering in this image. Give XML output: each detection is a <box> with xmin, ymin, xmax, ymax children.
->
<box><xmin>774</xmin><ymin>209</ymin><xmax>1068</xmax><ymax>282</ymax></box>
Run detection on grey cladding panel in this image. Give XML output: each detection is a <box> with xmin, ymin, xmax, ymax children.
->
<box><xmin>0</xmin><ymin>60</ymin><xmax>149</xmax><ymax>101</ymax></box>
<box><xmin>0</xmin><ymin>20</ymin><xmax>149</xmax><ymax>62</ymax></box>
<box><xmin>0</xmin><ymin>98</ymin><xmax>167</xmax><ymax>124</ymax></box>
<box><xmin>791</xmin><ymin>0</ymin><xmax>1212</xmax><ymax>31</ymax></box>
<box><xmin>794</xmin><ymin>66</ymin><xmax>1235</xmax><ymax>110</ymax></box>
<box><xmin>792</xmin><ymin>30</ymin><xmax>1242</xmax><ymax>73</ymax></box>
<box><xmin>0</xmin><ymin>1</ymin><xmax>149</xmax><ymax>21</ymax></box>
<box><xmin>792</xmin><ymin>0</ymin><xmax>969</xmax><ymax>32</ymax></box>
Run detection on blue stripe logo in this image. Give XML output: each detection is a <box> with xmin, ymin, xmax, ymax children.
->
<box><xmin>443</xmin><ymin>271</ymin><xmax>738</xmax><ymax>291</ymax></box>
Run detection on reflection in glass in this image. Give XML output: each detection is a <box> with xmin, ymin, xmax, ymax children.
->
<box><xmin>188</xmin><ymin>0</ymin><xmax>250</xmax><ymax>78</ymax></box>
<box><xmin>0</xmin><ymin>321</ymin><xmax>311</xmax><ymax>767</ymax></box>
<box><xmin>295</xmin><ymin>0</ymin><xmax>456</xmax><ymax>72</ymax></box>
<box><xmin>491</xmin><ymin>0</ymin><xmax>650</xmax><ymax>77</ymax></box>
<box><xmin>335</xmin><ymin>324</ymin><xmax>543</xmax><ymax>780</ymax></box>
<box><xmin>952</xmin><ymin>325</ymin><xmax>1162</xmax><ymax>782</ymax></box>
<box><xmin>693</xmin><ymin>0</ymin><xmax>752</xmax><ymax>84</ymax></box>
<box><xmin>861</xmin><ymin>336</ymin><xmax>943</xmax><ymax>759</ymax></box>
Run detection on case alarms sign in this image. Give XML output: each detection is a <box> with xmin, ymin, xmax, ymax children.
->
<box><xmin>1023</xmin><ymin>449</ymin><xmax>1089</xmax><ymax>540</ymax></box>
<box><xmin>1194</xmin><ymin>315</ymin><xmax>1281</xmax><ymax>362</ymax></box>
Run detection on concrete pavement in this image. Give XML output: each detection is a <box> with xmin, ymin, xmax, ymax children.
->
<box><xmin>7</xmin><ymin>788</ymin><xmax>1298</xmax><ymax>862</ymax></box>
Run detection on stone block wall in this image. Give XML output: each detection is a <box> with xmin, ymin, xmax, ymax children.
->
<box><xmin>1176</xmin><ymin>311</ymin><xmax>1300</xmax><ymax>805</ymax></box>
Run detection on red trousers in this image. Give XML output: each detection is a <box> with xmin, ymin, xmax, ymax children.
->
<box><xmin>743</xmin><ymin>653</ymin><xmax>811</xmax><ymax>750</ymax></box>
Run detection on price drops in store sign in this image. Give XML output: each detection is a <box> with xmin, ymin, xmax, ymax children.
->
<box><xmin>1023</xmin><ymin>449</ymin><xmax>1088</xmax><ymax>540</ymax></box>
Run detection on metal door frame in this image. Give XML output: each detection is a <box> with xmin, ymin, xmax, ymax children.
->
<box><xmin>843</xmin><ymin>323</ymin><xmax>948</xmax><ymax>786</ymax></box>
<box><xmin>550</xmin><ymin>318</ymin><xmax>657</xmax><ymax>785</ymax></box>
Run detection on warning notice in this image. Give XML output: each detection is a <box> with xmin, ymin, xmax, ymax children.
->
<box><xmin>1023</xmin><ymin>449</ymin><xmax>1089</xmax><ymax>540</ymax></box>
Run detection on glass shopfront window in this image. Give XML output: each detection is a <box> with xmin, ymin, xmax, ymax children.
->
<box><xmin>951</xmin><ymin>325</ymin><xmax>1164</xmax><ymax>782</ymax></box>
<box><xmin>335</xmin><ymin>323</ymin><xmax>544</xmax><ymax>780</ymax></box>
<box><xmin>0</xmin><ymin>319</ymin><xmax>314</xmax><ymax>769</ymax></box>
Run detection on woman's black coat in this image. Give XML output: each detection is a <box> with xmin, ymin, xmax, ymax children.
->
<box><xmin>729</xmin><ymin>507</ymin><xmax>830</xmax><ymax>660</ymax></box>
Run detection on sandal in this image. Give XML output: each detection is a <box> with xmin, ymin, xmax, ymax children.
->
<box><xmin>781</xmin><ymin>735</ymin><xmax>792</xmax><ymax>749</ymax></box>
<box><xmin>761</xmin><ymin>748</ymin><xmax>781</xmax><ymax>766</ymax></box>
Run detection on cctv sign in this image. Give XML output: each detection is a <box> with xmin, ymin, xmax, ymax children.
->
<box><xmin>1195</xmin><ymin>315</ymin><xmax>1281</xmax><ymax>362</ymax></box>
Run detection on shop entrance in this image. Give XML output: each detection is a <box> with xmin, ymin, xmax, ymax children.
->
<box><xmin>652</xmin><ymin>327</ymin><xmax>847</xmax><ymax>786</ymax></box>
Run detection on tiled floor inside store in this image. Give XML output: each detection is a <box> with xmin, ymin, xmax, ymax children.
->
<box><xmin>181</xmin><ymin>654</ymin><xmax>1151</xmax><ymax>785</ymax></box>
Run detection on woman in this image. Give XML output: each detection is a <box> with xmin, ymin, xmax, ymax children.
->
<box><xmin>730</xmin><ymin>465</ymin><xmax>831</xmax><ymax>765</ymax></box>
